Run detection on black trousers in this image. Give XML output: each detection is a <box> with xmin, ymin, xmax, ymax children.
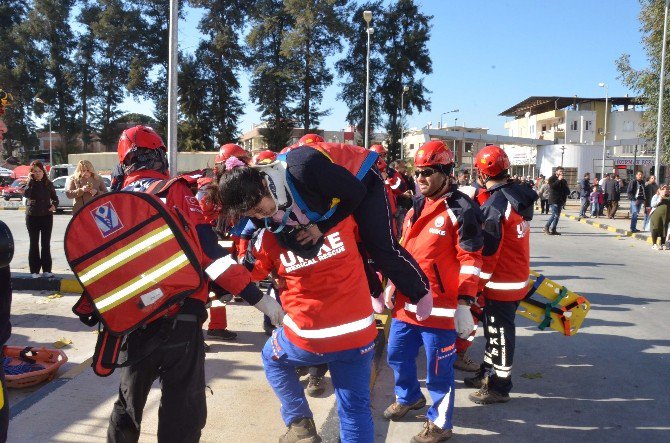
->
<box><xmin>354</xmin><ymin>168</ymin><xmax>429</xmax><ymax>301</ymax></box>
<box><xmin>107</xmin><ymin>315</ymin><xmax>207</xmax><ymax>443</ymax></box>
<box><xmin>540</xmin><ymin>199</ymin><xmax>549</xmax><ymax>214</ymax></box>
<box><xmin>25</xmin><ymin>214</ymin><xmax>53</xmax><ymax>274</ymax></box>
<box><xmin>481</xmin><ymin>299</ymin><xmax>519</xmax><ymax>395</ymax></box>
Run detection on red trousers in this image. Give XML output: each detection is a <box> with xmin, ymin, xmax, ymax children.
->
<box><xmin>208</xmin><ymin>305</ymin><xmax>227</xmax><ymax>330</ymax></box>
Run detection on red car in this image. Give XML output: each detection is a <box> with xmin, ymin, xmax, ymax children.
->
<box><xmin>1</xmin><ymin>178</ymin><xmax>27</xmax><ymax>201</ymax></box>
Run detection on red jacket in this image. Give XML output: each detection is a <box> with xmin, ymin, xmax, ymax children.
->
<box><xmin>393</xmin><ymin>186</ymin><xmax>483</xmax><ymax>329</ymax></box>
<box><xmin>478</xmin><ymin>182</ymin><xmax>536</xmax><ymax>301</ymax></box>
<box><xmin>248</xmin><ymin>217</ymin><xmax>377</xmax><ymax>353</ymax></box>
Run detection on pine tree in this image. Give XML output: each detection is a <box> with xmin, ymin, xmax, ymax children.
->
<box><xmin>178</xmin><ymin>53</ymin><xmax>213</xmax><ymax>151</ymax></box>
<box><xmin>75</xmin><ymin>3</ymin><xmax>102</xmax><ymax>151</ymax></box>
<box><xmin>25</xmin><ymin>0</ymin><xmax>79</xmax><ymax>157</ymax></box>
<box><xmin>335</xmin><ymin>1</ymin><xmax>384</xmax><ymax>135</ymax></box>
<box><xmin>617</xmin><ymin>0</ymin><xmax>670</xmax><ymax>163</ymax></box>
<box><xmin>378</xmin><ymin>0</ymin><xmax>432</xmax><ymax>160</ymax></box>
<box><xmin>190</xmin><ymin>0</ymin><xmax>249</xmax><ymax>146</ymax></box>
<box><xmin>282</xmin><ymin>0</ymin><xmax>350</xmax><ymax>131</ymax></box>
<box><xmin>247</xmin><ymin>0</ymin><xmax>299</xmax><ymax>149</ymax></box>
<box><xmin>0</xmin><ymin>0</ymin><xmax>41</xmax><ymax>154</ymax></box>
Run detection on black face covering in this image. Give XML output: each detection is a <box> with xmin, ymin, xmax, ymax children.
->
<box><xmin>273</xmin><ymin>226</ymin><xmax>325</xmax><ymax>260</ymax></box>
<box><xmin>123</xmin><ymin>147</ymin><xmax>169</xmax><ymax>175</ymax></box>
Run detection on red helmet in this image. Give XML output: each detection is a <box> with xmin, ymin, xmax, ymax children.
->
<box><xmin>474</xmin><ymin>145</ymin><xmax>510</xmax><ymax>177</ymax></box>
<box><xmin>370</xmin><ymin>144</ymin><xmax>387</xmax><ymax>155</ymax></box>
<box><xmin>215</xmin><ymin>143</ymin><xmax>248</xmax><ymax>164</ymax></box>
<box><xmin>299</xmin><ymin>133</ymin><xmax>324</xmax><ymax>145</ymax></box>
<box><xmin>414</xmin><ymin>140</ymin><xmax>454</xmax><ymax>168</ymax></box>
<box><xmin>117</xmin><ymin>125</ymin><xmax>166</xmax><ymax>163</ymax></box>
<box><xmin>252</xmin><ymin>150</ymin><xmax>277</xmax><ymax>165</ymax></box>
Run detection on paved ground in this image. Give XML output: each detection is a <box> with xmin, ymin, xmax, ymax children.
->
<box><xmin>4</xmin><ymin>209</ymin><xmax>670</xmax><ymax>442</ymax></box>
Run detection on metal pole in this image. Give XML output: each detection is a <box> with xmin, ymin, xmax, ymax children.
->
<box><xmin>48</xmin><ymin>113</ymin><xmax>52</xmax><ymax>166</ymax></box>
<box><xmin>167</xmin><ymin>0</ymin><xmax>178</xmax><ymax>177</ymax></box>
<box><xmin>364</xmin><ymin>27</ymin><xmax>372</xmax><ymax>150</ymax></box>
<box><xmin>400</xmin><ymin>91</ymin><xmax>404</xmax><ymax>160</ymax></box>
<box><xmin>655</xmin><ymin>0</ymin><xmax>670</xmax><ymax>179</ymax></box>
<box><xmin>600</xmin><ymin>85</ymin><xmax>608</xmax><ymax>179</ymax></box>
<box><xmin>633</xmin><ymin>144</ymin><xmax>638</xmax><ymax>174</ymax></box>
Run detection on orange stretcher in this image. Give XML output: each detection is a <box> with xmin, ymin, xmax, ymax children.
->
<box><xmin>2</xmin><ymin>346</ymin><xmax>68</xmax><ymax>388</ymax></box>
<box><xmin>516</xmin><ymin>271</ymin><xmax>591</xmax><ymax>336</ymax></box>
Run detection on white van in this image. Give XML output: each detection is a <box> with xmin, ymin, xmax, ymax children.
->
<box><xmin>48</xmin><ymin>164</ymin><xmax>76</xmax><ymax>181</ymax></box>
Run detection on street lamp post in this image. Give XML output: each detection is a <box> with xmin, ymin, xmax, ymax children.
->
<box><xmin>655</xmin><ymin>0</ymin><xmax>670</xmax><ymax>180</ymax></box>
<box><xmin>34</xmin><ymin>98</ymin><xmax>52</xmax><ymax>166</ymax></box>
<box><xmin>439</xmin><ymin>109</ymin><xmax>459</xmax><ymax>129</ymax></box>
<box><xmin>363</xmin><ymin>10</ymin><xmax>373</xmax><ymax>150</ymax></box>
<box><xmin>598</xmin><ymin>82</ymin><xmax>608</xmax><ymax>179</ymax></box>
<box><xmin>167</xmin><ymin>0</ymin><xmax>178</xmax><ymax>176</ymax></box>
<box><xmin>400</xmin><ymin>85</ymin><xmax>409</xmax><ymax>160</ymax></box>
<box><xmin>561</xmin><ymin>145</ymin><xmax>566</xmax><ymax>167</ymax></box>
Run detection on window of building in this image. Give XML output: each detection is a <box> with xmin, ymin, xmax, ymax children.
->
<box><xmin>585</xmin><ymin>120</ymin><xmax>592</xmax><ymax>130</ymax></box>
<box><xmin>542</xmin><ymin>124</ymin><xmax>547</xmax><ymax>132</ymax></box>
<box><xmin>570</xmin><ymin>121</ymin><xmax>578</xmax><ymax>131</ymax></box>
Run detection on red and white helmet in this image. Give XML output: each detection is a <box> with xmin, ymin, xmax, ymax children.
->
<box><xmin>299</xmin><ymin>133</ymin><xmax>324</xmax><ymax>145</ymax></box>
<box><xmin>215</xmin><ymin>143</ymin><xmax>248</xmax><ymax>164</ymax></box>
<box><xmin>474</xmin><ymin>145</ymin><xmax>510</xmax><ymax>177</ymax></box>
<box><xmin>117</xmin><ymin>125</ymin><xmax>166</xmax><ymax>163</ymax></box>
<box><xmin>370</xmin><ymin>144</ymin><xmax>387</xmax><ymax>156</ymax></box>
<box><xmin>252</xmin><ymin>150</ymin><xmax>278</xmax><ymax>165</ymax></box>
<box><xmin>414</xmin><ymin>140</ymin><xmax>454</xmax><ymax>168</ymax></box>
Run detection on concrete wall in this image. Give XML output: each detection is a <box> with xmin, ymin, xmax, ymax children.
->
<box><xmin>68</xmin><ymin>151</ymin><xmax>218</xmax><ymax>173</ymax></box>
<box><xmin>536</xmin><ymin>144</ymin><xmax>608</xmax><ymax>181</ymax></box>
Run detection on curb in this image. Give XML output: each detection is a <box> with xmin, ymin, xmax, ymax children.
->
<box><xmin>0</xmin><ymin>206</ymin><xmax>24</xmax><ymax>211</ymax></box>
<box><xmin>11</xmin><ymin>272</ymin><xmax>83</xmax><ymax>293</ymax></box>
<box><xmin>561</xmin><ymin>213</ymin><xmax>653</xmax><ymax>244</ymax></box>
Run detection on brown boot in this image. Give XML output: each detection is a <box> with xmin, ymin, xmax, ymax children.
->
<box><xmin>453</xmin><ymin>351</ymin><xmax>479</xmax><ymax>372</ymax></box>
<box><xmin>410</xmin><ymin>420</ymin><xmax>453</xmax><ymax>443</ymax></box>
<box><xmin>469</xmin><ymin>387</ymin><xmax>511</xmax><ymax>405</ymax></box>
<box><xmin>383</xmin><ymin>396</ymin><xmax>427</xmax><ymax>421</ymax></box>
<box><xmin>279</xmin><ymin>417</ymin><xmax>322</xmax><ymax>443</ymax></box>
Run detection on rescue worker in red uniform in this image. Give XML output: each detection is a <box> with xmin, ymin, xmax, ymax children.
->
<box><xmin>465</xmin><ymin>145</ymin><xmax>537</xmax><ymax>404</ymax></box>
<box><xmin>197</xmin><ymin>143</ymin><xmax>251</xmax><ymax>341</ymax></box>
<box><xmin>382</xmin><ymin>141</ymin><xmax>483</xmax><ymax>443</ymax></box>
<box><xmin>217</xmin><ymin>142</ymin><xmax>432</xmax><ymax>314</ymax></box>
<box><xmin>241</xmin><ymin>214</ymin><xmax>377</xmax><ymax>443</ymax></box>
<box><xmin>107</xmin><ymin>126</ymin><xmax>284</xmax><ymax>442</ymax></box>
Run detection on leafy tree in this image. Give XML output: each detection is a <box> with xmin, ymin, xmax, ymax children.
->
<box><xmin>378</xmin><ymin>0</ymin><xmax>432</xmax><ymax>160</ymax></box>
<box><xmin>282</xmin><ymin>0</ymin><xmax>350</xmax><ymax>131</ymax></box>
<box><xmin>178</xmin><ymin>53</ymin><xmax>213</xmax><ymax>151</ymax></box>
<box><xmin>0</xmin><ymin>0</ymin><xmax>41</xmax><ymax>153</ymax></box>
<box><xmin>75</xmin><ymin>3</ymin><xmax>102</xmax><ymax>151</ymax></box>
<box><xmin>190</xmin><ymin>0</ymin><xmax>248</xmax><ymax>146</ymax></box>
<box><xmin>25</xmin><ymin>0</ymin><xmax>79</xmax><ymax>156</ymax></box>
<box><xmin>335</xmin><ymin>1</ymin><xmax>384</xmax><ymax>135</ymax></box>
<box><xmin>90</xmin><ymin>0</ymin><xmax>144</xmax><ymax>149</ymax></box>
<box><xmin>247</xmin><ymin>0</ymin><xmax>299</xmax><ymax>149</ymax></box>
<box><xmin>617</xmin><ymin>0</ymin><xmax>670</xmax><ymax>163</ymax></box>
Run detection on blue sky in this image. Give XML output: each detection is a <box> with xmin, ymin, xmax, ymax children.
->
<box><xmin>121</xmin><ymin>0</ymin><xmax>648</xmax><ymax>137</ymax></box>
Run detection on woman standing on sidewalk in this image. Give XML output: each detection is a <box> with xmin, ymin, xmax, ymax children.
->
<box><xmin>538</xmin><ymin>178</ymin><xmax>550</xmax><ymax>214</ymax></box>
<box><xmin>23</xmin><ymin>160</ymin><xmax>58</xmax><ymax>278</ymax></box>
<box><xmin>65</xmin><ymin>160</ymin><xmax>107</xmax><ymax>213</ymax></box>
<box><xmin>649</xmin><ymin>185</ymin><xmax>670</xmax><ymax>250</ymax></box>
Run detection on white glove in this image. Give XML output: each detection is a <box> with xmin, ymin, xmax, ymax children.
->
<box><xmin>254</xmin><ymin>293</ymin><xmax>285</xmax><ymax>327</ymax></box>
<box><xmin>384</xmin><ymin>282</ymin><xmax>396</xmax><ymax>309</ymax></box>
<box><xmin>371</xmin><ymin>294</ymin><xmax>385</xmax><ymax>314</ymax></box>
<box><xmin>454</xmin><ymin>304</ymin><xmax>475</xmax><ymax>339</ymax></box>
<box><xmin>414</xmin><ymin>289</ymin><xmax>433</xmax><ymax>321</ymax></box>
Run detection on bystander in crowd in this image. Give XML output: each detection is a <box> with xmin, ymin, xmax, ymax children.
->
<box><xmin>66</xmin><ymin>160</ymin><xmax>108</xmax><ymax>213</ymax></box>
<box><xmin>649</xmin><ymin>184</ymin><xmax>670</xmax><ymax>250</ymax></box>
<box><xmin>24</xmin><ymin>160</ymin><xmax>58</xmax><ymax>278</ymax></box>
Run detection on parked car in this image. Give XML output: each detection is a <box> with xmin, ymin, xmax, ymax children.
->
<box><xmin>2</xmin><ymin>178</ymin><xmax>27</xmax><ymax>201</ymax></box>
<box><xmin>53</xmin><ymin>175</ymin><xmax>111</xmax><ymax>212</ymax></box>
<box><xmin>48</xmin><ymin>164</ymin><xmax>76</xmax><ymax>181</ymax></box>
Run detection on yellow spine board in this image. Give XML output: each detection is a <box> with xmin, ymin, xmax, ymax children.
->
<box><xmin>516</xmin><ymin>270</ymin><xmax>591</xmax><ymax>336</ymax></box>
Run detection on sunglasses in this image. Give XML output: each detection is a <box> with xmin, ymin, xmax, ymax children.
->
<box><xmin>414</xmin><ymin>168</ymin><xmax>438</xmax><ymax>178</ymax></box>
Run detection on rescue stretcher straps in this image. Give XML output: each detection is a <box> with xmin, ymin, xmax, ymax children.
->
<box><xmin>539</xmin><ymin>286</ymin><xmax>568</xmax><ymax>331</ymax></box>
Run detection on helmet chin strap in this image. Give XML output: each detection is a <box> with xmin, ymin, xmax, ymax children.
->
<box><xmin>426</xmin><ymin>173</ymin><xmax>450</xmax><ymax>199</ymax></box>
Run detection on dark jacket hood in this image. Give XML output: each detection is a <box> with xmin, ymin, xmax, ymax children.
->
<box><xmin>497</xmin><ymin>182</ymin><xmax>537</xmax><ymax>221</ymax></box>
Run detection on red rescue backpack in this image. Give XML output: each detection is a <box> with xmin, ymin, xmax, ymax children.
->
<box><xmin>65</xmin><ymin>188</ymin><xmax>204</xmax><ymax>376</ymax></box>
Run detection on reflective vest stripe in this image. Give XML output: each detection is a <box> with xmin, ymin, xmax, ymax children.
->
<box><xmin>283</xmin><ymin>313</ymin><xmax>375</xmax><ymax>339</ymax></box>
<box><xmin>79</xmin><ymin>226</ymin><xmax>174</xmax><ymax>285</ymax></box>
<box><xmin>485</xmin><ymin>280</ymin><xmax>529</xmax><ymax>290</ymax></box>
<box><xmin>403</xmin><ymin>302</ymin><xmax>455</xmax><ymax>317</ymax></box>
<box><xmin>460</xmin><ymin>266</ymin><xmax>481</xmax><ymax>276</ymax></box>
<box><xmin>94</xmin><ymin>251</ymin><xmax>190</xmax><ymax>313</ymax></box>
<box><xmin>480</xmin><ymin>272</ymin><xmax>493</xmax><ymax>279</ymax></box>
<box><xmin>205</xmin><ymin>255</ymin><xmax>238</xmax><ymax>280</ymax></box>
<box><xmin>446</xmin><ymin>208</ymin><xmax>457</xmax><ymax>226</ymax></box>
